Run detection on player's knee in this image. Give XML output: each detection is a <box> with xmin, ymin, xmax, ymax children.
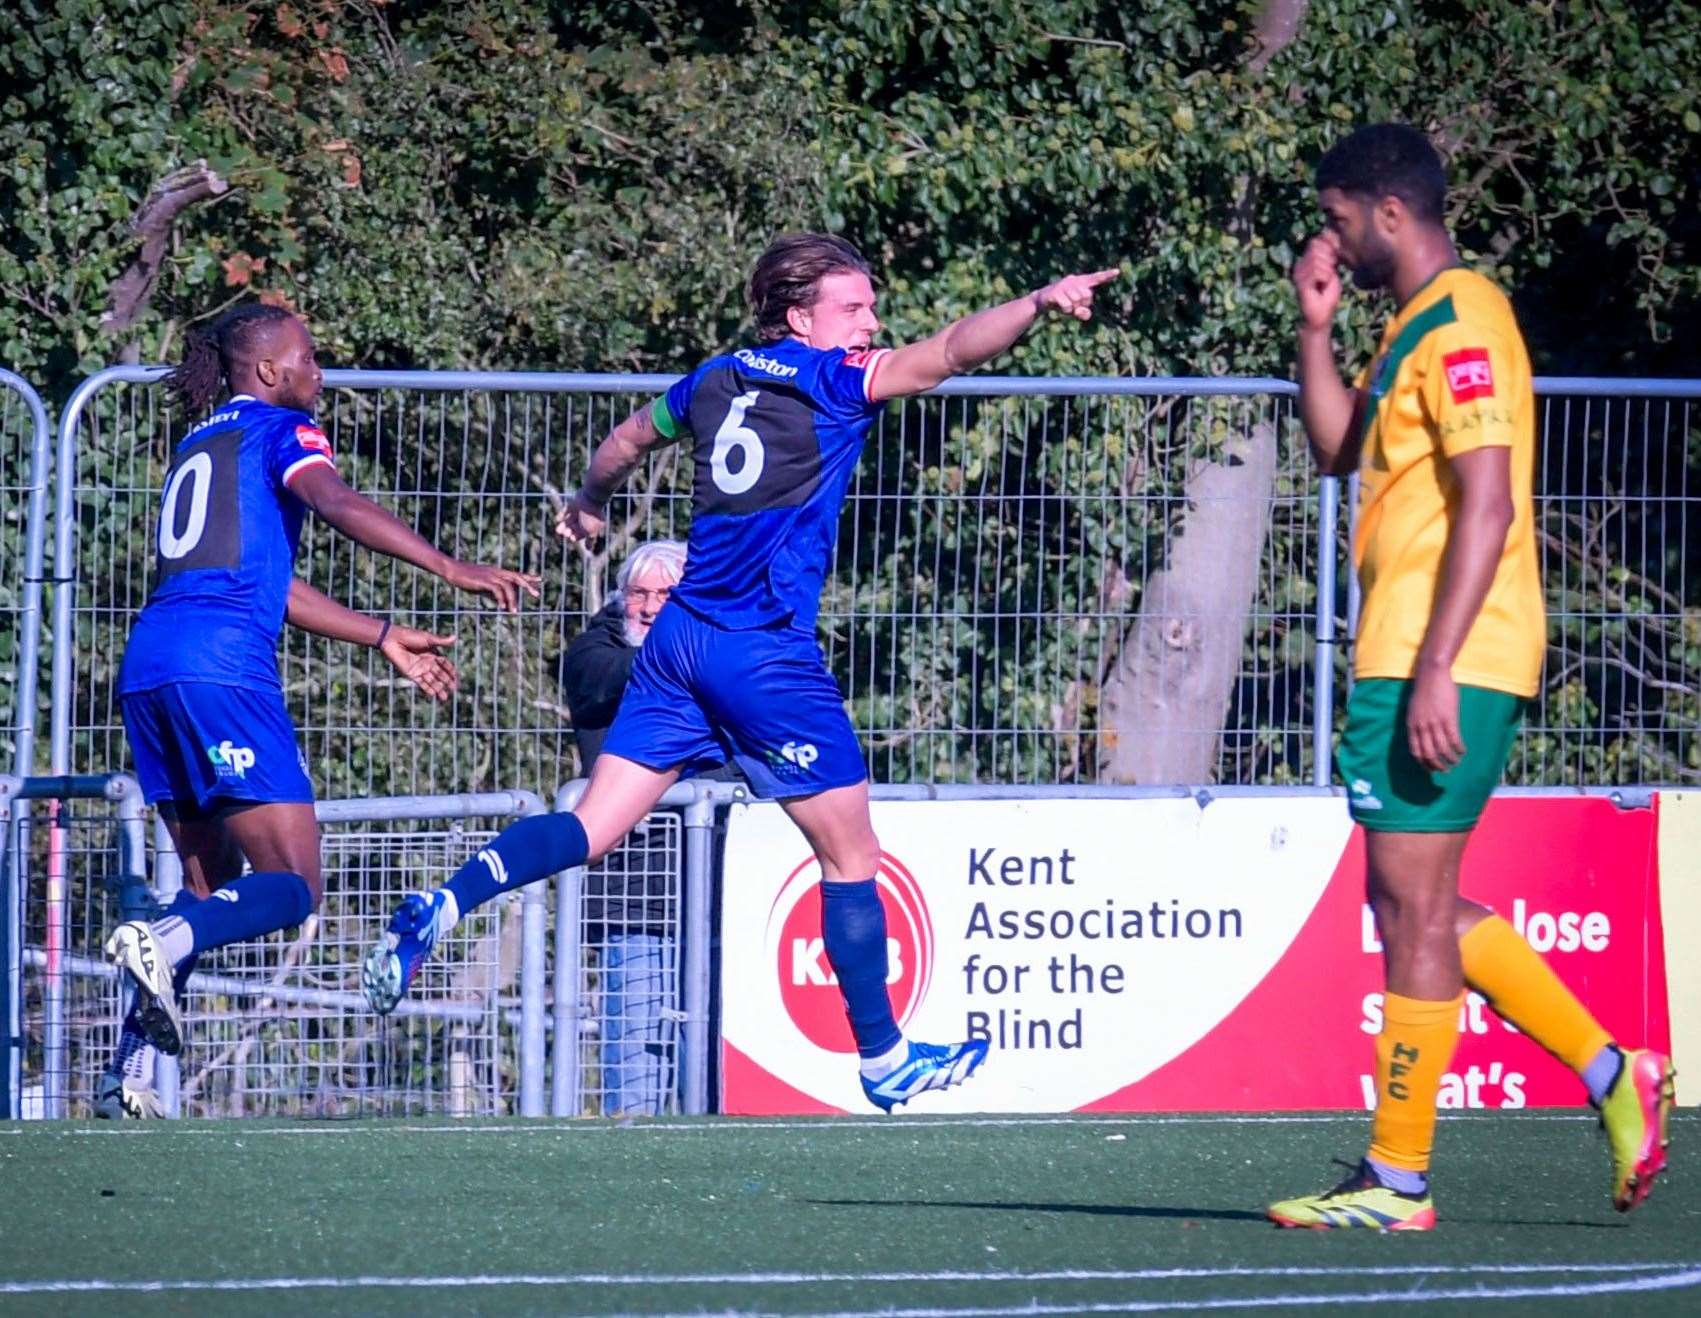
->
<box><xmin>816</xmin><ymin>835</ymin><xmax>880</xmax><ymax>882</ymax></box>
<box><xmin>1370</xmin><ymin>886</ymin><xmax>1454</xmax><ymax>950</ymax></box>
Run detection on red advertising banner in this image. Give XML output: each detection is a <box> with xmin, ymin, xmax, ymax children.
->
<box><xmin>720</xmin><ymin>795</ymin><xmax>1667</xmax><ymax>1115</ymax></box>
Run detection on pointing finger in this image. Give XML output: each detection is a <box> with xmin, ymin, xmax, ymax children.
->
<box><xmin>1083</xmin><ymin>268</ymin><xmax>1121</xmax><ymax>287</ymax></box>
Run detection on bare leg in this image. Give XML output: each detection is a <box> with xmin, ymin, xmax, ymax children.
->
<box><xmin>572</xmin><ymin>754</ymin><xmax>681</xmax><ymax>862</ymax></box>
<box><xmin>1364</xmin><ymin>830</ymin><xmax>1470</xmax><ymax>999</ymax></box>
<box><xmin>216</xmin><ymin>801</ymin><xmax>324</xmax><ymax>904</ymax></box>
<box><xmin>156</xmin><ymin>805</ymin><xmax>246</xmax><ymax>897</ymax></box>
<box><xmin>778</xmin><ymin>780</ymin><xmax>881</xmax><ymax>880</ymax></box>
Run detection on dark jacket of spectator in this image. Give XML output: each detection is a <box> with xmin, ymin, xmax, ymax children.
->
<box><xmin>557</xmin><ymin>601</ymin><xmax>673</xmax><ymax>934</ymax></box>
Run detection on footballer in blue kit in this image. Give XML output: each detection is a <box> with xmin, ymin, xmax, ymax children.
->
<box><xmin>368</xmin><ymin>234</ymin><xmax>1116</xmax><ymax>1112</ymax></box>
<box><xmin>98</xmin><ymin>303</ymin><xmax>538</xmax><ymax>1119</ymax></box>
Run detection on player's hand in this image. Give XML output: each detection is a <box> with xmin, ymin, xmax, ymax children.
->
<box><xmin>1406</xmin><ymin>660</ymin><xmax>1466</xmax><ymax>774</ymax></box>
<box><xmin>379</xmin><ymin>626</ymin><xmax>459</xmax><ymax>702</ymax></box>
<box><xmin>1294</xmin><ymin>234</ymin><xmax>1343</xmax><ymax>330</ymax></box>
<box><xmin>555</xmin><ymin>491</ymin><xmax>608</xmax><ymax>549</ymax></box>
<box><xmin>1033</xmin><ymin>269</ymin><xmax>1120</xmax><ymax>322</ymax></box>
<box><xmin>441</xmin><ymin>560</ymin><xmax>541</xmax><ymax>613</ymax></box>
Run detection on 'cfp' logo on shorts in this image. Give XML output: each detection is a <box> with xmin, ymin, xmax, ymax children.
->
<box><xmin>778</xmin><ymin>741</ymin><xmax>818</xmax><ymax>771</ymax></box>
<box><xmin>207</xmin><ymin>740</ymin><xmax>257</xmax><ymax>779</ymax></box>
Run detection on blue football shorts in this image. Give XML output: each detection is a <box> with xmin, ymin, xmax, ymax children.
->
<box><xmin>121</xmin><ymin>681</ymin><xmax>314</xmax><ymax>815</ymax></box>
<box><xmin>601</xmin><ymin>604</ymin><xmax>869</xmax><ymax>800</ymax></box>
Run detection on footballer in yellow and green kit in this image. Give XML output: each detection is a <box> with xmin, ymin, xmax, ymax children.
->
<box><xmin>1338</xmin><ymin>266</ymin><xmax>1545</xmax><ymax>832</ymax></box>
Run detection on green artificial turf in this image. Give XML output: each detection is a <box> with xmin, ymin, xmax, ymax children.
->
<box><xmin>1</xmin><ymin>1110</ymin><xmax>1696</xmax><ymax>1316</ymax></box>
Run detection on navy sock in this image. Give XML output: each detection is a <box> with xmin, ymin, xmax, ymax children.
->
<box><xmin>177</xmin><ymin>871</ymin><xmax>314</xmax><ymax>959</ymax></box>
<box><xmin>820</xmin><ymin>878</ymin><xmax>902</xmax><ymax>1058</ymax></box>
<box><xmin>444</xmin><ymin>812</ymin><xmax>589</xmax><ymax>917</ymax></box>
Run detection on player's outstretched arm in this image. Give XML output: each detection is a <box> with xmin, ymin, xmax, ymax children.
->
<box><xmin>1294</xmin><ymin>234</ymin><xmax>1365</xmax><ymax>475</ymax></box>
<box><xmin>284</xmin><ymin>578</ymin><xmax>459</xmax><ymax>701</ymax></box>
<box><xmin>555</xmin><ymin>404</ymin><xmax>674</xmax><ymax>547</ymax></box>
<box><xmin>288</xmin><ymin>464</ymin><xmax>541</xmax><ymax>612</ymax></box>
<box><xmin>868</xmin><ymin>269</ymin><xmax>1120</xmax><ymax>403</ymax></box>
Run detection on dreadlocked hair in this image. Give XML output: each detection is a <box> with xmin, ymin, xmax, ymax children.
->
<box><xmin>163</xmin><ymin>302</ymin><xmax>297</xmax><ymax>416</ymax></box>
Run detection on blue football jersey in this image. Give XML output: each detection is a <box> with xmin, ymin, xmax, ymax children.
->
<box><xmin>653</xmin><ymin>338</ymin><xmax>890</xmax><ymax>629</ymax></box>
<box><xmin>118</xmin><ymin>395</ymin><xmax>337</xmax><ymax>693</ymax></box>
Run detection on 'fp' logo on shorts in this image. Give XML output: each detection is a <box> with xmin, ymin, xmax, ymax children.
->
<box><xmin>207</xmin><ymin>740</ymin><xmax>257</xmax><ymax>779</ymax></box>
<box><xmin>780</xmin><ymin>741</ymin><xmax>818</xmax><ymax>770</ymax></box>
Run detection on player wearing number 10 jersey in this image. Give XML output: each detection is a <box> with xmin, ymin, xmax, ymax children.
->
<box><xmin>98</xmin><ymin>303</ymin><xmax>537</xmax><ymax>1119</ymax></box>
<box><xmin>367</xmin><ymin>234</ymin><xmax>1118</xmax><ymax>1112</ymax></box>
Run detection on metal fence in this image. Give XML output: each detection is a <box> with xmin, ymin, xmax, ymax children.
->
<box><xmin>3</xmin><ymin>776</ymin><xmax>557</xmax><ymax>1118</ymax></box>
<box><xmin>2</xmin><ymin>770</ymin><xmax>724</xmax><ymax>1120</ymax></box>
<box><xmin>548</xmin><ymin>780</ymin><xmax>718</xmax><ymax>1117</ymax></box>
<box><xmin>32</xmin><ymin>369</ymin><xmax>1699</xmax><ymax>806</ymax></box>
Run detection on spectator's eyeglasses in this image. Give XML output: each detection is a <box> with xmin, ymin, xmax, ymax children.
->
<box><xmin>626</xmin><ymin>588</ymin><xmax>672</xmax><ymax>605</ymax></box>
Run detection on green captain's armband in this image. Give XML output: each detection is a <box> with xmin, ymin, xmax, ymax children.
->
<box><xmin>650</xmin><ymin>397</ymin><xmax>681</xmax><ymax>440</ymax></box>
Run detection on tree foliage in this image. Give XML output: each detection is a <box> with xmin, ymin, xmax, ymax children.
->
<box><xmin>2</xmin><ymin>0</ymin><xmax>1697</xmax><ymax>786</ymax></box>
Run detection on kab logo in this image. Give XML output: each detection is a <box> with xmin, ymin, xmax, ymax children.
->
<box><xmin>766</xmin><ymin>852</ymin><xmax>935</xmax><ymax>1054</ymax></box>
<box><xmin>1442</xmin><ymin>347</ymin><xmax>1495</xmax><ymax>403</ymax></box>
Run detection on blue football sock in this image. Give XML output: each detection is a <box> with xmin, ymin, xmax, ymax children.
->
<box><xmin>820</xmin><ymin>878</ymin><xmax>903</xmax><ymax>1058</ymax></box>
<box><xmin>444</xmin><ymin>812</ymin><xmax>589</xmax><ymax>917</ymax></box>
<box><xmin>175</xmin><ymin>871</ymin><xmax>314</xmax><ymax>960</ymax></box>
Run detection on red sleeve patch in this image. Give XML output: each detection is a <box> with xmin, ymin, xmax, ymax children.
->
<box><xmin>1442</xmin><ymin>348</ymin><xmax>1495</xmax><ymax>403</ymax></box>
<box><xmin>295</xmin><ymin>424</ymin><xmax>333</xmax><ymax>458</ymax></box>
<box><xmin>842</xmin><ymin>350</ymin><xmax>875</xmax><ymax>368</ymax></box>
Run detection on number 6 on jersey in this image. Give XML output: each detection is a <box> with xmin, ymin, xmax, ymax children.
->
<box><xmin>710</xmin><ymin>389</ymin><xmax>765</xmax><ymax>495</ymax></box>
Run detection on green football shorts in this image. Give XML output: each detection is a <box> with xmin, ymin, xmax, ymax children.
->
<box><xmin>1336</xmin><ymin>677</ymin><xmax>1524</xmax><ymax>833</ymax></box>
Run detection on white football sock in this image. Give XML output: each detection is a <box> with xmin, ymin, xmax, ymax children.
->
<box><xmin>859</xmin><ymin>1037</ymin><xmax>909</xmax><ymax>1081</ymax></box>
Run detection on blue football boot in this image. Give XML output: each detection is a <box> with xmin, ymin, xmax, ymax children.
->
<box><xmin>362</xmin><ymin>890</ymin><xmax>451</xmax><ymax>1015</ymax></box>
<box><xmin>860</xmin><ymin>1038</ymin><xmax>990</xmax><ymax>1112</ymax></box>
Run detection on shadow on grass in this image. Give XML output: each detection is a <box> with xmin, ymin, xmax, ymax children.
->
<box><xmin>808</xmin><ymin>1199</ymin><xmax>1627</xmax><ymax>1229</ymax></box>
<box><xmin>806</xmin><ymin>1198</ymin><xmax>1266</xmax><ymax>1223</ymax></box>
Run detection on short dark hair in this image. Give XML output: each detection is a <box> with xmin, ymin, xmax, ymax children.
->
<box><xmin>163</xmin><ymin>301</ymin><xmax>298</xmax><ymax>415</ymax></box>
<box><xmin>1315</xmin><ymin>123</ymin><xmax>1447</xmax><ymax>223</ymax></box>
<box><xmin>747</xmin><ymin>233</ymin><xmax>871</xmax><ymax>342</ymax></box>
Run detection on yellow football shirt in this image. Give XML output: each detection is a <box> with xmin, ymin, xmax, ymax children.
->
<box><xmin>1350</xmin><ymin>267</ymin><xmax>1545</xmax><ymax>697</ymax></box>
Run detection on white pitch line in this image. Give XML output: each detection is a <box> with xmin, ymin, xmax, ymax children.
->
<box><xmin>716</xmin><ymin>1269</ymin><xmax>1701</xmax><ymax>1318</ymax></box>
<box><xmin>32</xmin><ymin>1112</ymin><xmax>1616</xmax><ymax>1137</ymax></box>
<box><xmin>2</xmin><ymin>1262</ymin><xmax>1695</xmax><ymax>1296</ymax></box>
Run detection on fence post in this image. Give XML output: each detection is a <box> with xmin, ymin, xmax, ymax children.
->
<box><xmin>0</xmin><ymin>776</ymin><xmax>18</xmax><ymax>1118</ymax></box>
<box><xmin>518</xmin><ymin>797</ymin><xmax>549</xmax><ymax>1118</ymax></box>
<box><xmin>681</xmin><ymin>784</ymin><xmax>716</xmax><ymax>1116</ymax></box>
<box><xmin>3</xmin><ymin>369</ymin><xmax>53</xmax><ymax>781</ymax></box>
<box><xmin>550</xmin><ymin>782</ymin><xmax>585</xmax><ymax>1117</ymax></box>
<box><xmin>1313</xmin><ymin>475</ymin><xmax>1340</xmax><ymax>787</ymax></box>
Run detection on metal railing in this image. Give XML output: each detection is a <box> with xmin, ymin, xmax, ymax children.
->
<box><xmin>35</xmin><ymin>368</ymin><xmax>1698</xmax><ymax>806</ymax></box>
<box><xmin>3</xmin><ymin>777</ymin><xmax>555</xmax><ymax>1119</ymax></box>
<box><xmin>3</xmin><ymin>772</ymin><xmax>729</xmax><ymax>1120</ymax></box>
<box><xmin>549</xmin><ymin>779</ymin><xmax>719</xmax><ymax>1117</ymax></box>
<box><xmin>1</xmin><ymin>369</ymin><xmax>52</xmax><ymax>778</ymax></box>
<box><xmin>1</xmin><ymin>773</ymin><xmax>148</xmax><ymax>1118</ymax></box>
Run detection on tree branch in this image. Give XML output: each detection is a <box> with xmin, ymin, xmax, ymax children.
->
<box><xmin>102</xmin><ymin>160</ymin><xmax>230</xmax><ymax>340</ymax></box>
<box><xmin>1247</xmin><ymin>0</ymin><xmax>1310</xmax><ymax>75</ymax></box>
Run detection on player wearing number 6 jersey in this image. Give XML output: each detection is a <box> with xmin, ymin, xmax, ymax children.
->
<box><xmin>99</xmin><ymin>303</ymin><xmax>538</xmax><ymax>1118</ymax></box>
<box><xmin>367</xmin><ymin>234</ymin><xmax>1118</xmax><ymax>1110</ymax></box>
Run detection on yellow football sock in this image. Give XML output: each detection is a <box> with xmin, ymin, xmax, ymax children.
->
<box><xmin>1367</xmin><ymin>992</ymin><xmax>1464</xmax><ymax>1173</ymax></box>
<box><xmin>1460</xmin><ymin>913</ymin><xmax>1614</xmax><ymax>1074</ymax></box>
